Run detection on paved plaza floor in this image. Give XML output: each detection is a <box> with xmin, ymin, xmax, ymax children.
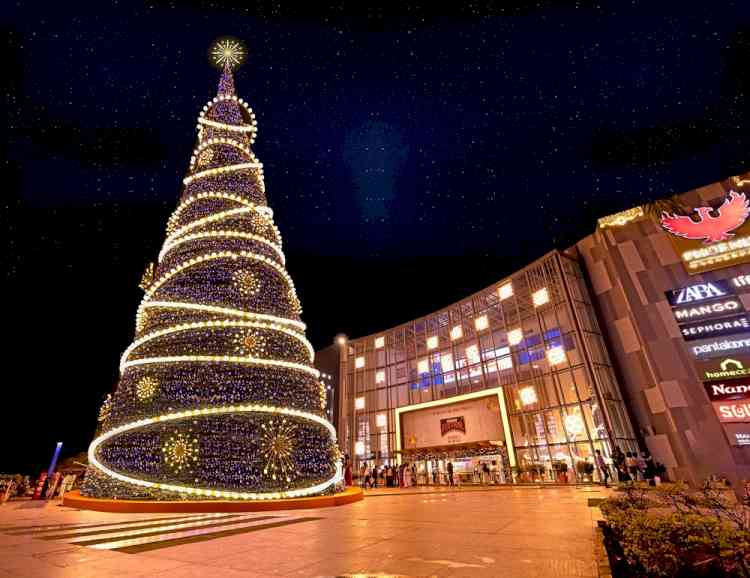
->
<box><xmin>0</xmin><ymin>485</ymin><xmax>608</xmax><ymax>577</ymax></box>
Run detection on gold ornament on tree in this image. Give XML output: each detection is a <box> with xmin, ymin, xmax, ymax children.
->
<box><xmin>162</xmin><ymin>432</ymin><xmax>199</xmax><ymax>474</ymax></box>
<box><xmin>136</xmin><ymin>376</ymin><xmax>159</xmax><ymax>402</ymax></box>
<box><xmin>139</xmin><ymin>262</ymin><xmax>155</xmax><ymax>291</ymax></box>
<box><xmin>260</xmin><ymin>418</ymin><xmax>296</xmax><ymax>482</ymax></box>
<box><xmin>288</xmin><ymin>289</ymin><xmax>302</xmax><ymax>315</ymax></box>
<box><xmin>232</xmin><ymin>269</ymin><xmax>262</xmax><ymax>297</ymax></box>
<box><xmin>135</xmin><ymin>311</ymin><xmax>149</xmax><ymax>334</ymax></box>
<box><xmin>98</xmin><ymin>394</ymin><xmax>113</xmax><ymax>423</ymax></box>
<box><xmin>232</xmin><ymin>329</ymin><xmax>268</xmax><ymax>357</ymax></box>
<box><xmin>197</xmin><ymin>148</ymin><xmax>214</xmax><ymax>167</ymax></box>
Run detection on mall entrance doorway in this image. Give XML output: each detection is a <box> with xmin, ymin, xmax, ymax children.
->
<box><xmin>399</xmin><ymin>444</ymin><xmax>512</xmax><ymax>486</ymax></box>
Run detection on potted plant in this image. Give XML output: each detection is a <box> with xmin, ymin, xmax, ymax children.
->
<box><xmin>552</xmin><ymin>460</ymin><xmax>569</xmax><ymax>483</ymax></box>
<box><xmin>576</xmin><ymin>460</ymin><xmax>595</xmax><ymax>482</ymax></box>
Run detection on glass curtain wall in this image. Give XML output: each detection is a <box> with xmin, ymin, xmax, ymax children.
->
<box><xmin>340</xmin><ymin>251</ymin><xmax>637</xmax><ymax>483</ymax></box>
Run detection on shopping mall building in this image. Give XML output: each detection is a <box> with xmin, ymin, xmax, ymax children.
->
<box><xmin>321</xmin><ymin>172</ymin><xmax>750</xmax><ymax>487</ymax></box>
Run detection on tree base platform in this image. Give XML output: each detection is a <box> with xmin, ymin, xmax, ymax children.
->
<box><xmin>62</xmin><ymin>487</ymin><xmax>363</xmax><ymax>513</ymax></box>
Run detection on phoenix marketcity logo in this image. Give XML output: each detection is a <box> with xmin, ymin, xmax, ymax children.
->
<box><xmin>440</xmin><ymin>416</ymin><xmax>466</xmax><ymax>437</ymax></box>
<box><xmin>661</xmin><ymin>191</ymin><xmax>750</xmax><ymax>244</ymax></box>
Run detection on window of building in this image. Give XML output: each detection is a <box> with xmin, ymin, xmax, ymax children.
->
<box><xmin>499</xmin><ymin>282</ymin><xmax>514</xmax><ymax>300</ymax></box>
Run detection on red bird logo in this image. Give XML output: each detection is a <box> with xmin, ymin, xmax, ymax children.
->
<box><xmin>661</xmin><ymin>191</ymin><xmax>750</xmax><ymax>244</ymax></box>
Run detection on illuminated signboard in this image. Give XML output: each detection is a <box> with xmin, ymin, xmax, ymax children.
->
<box><xmin>723</xmin><ymin>423</ymin><xmax>750</xmax><ymax>446</ymax></box>
<box><xmin>661</xmin><ymin>191</ymin><xmax>750</xmax><ymax>275</ymax></box>
<box><xmin>695</xmin><ymin>356</ymin><xmax>750</xmax><ymax>381</ymax></box>
<box><xmin>665</xmin><ymin>281</ymin><xmax>731</xmax><ymax>306</ymax></box>
<box><xmin>703</xmin><ymin>377</ymin><xmax>750</xmax><ymax>402</ymax></box>
<box><xmin>671</xmin><ymin>297</ymin><xmax>744</xmax><ymax>323</ymax></box>
<box><xmin>713</xmin><ymin>400</ymin><xmax>750</xmax><ymax>423</ymax></box>
<box><xmin>680</xmin><ymin>314</ymin><xmax>750</xmax><ymax>341</ymax></box>
<box><xmin>691</xmin><ymin>333</ymin><xmax>750</xmax><ymax>360</ymax></box>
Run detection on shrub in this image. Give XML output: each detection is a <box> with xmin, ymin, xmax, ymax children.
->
<box><xmin>599</xmin><ymin>482</ymin><xmax>750</xmax><ymax>577</ymax></box>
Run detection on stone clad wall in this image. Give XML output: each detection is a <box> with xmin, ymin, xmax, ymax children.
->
<box><xmin>575</xmin><ymin>174</ymin><xmax>750</xmax><ymax>486</ymax></box>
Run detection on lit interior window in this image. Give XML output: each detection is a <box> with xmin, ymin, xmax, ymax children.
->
<box><xmin>355</xmin><ymin>397</ymin><xmax>365</xmax><ymax>410</ymax></box>
<box><xmin>417</xmin><ymin>359</ymin><xmax>429</xmax><ymax>374</ymax></box>
<box><xmin>532</xmin><ymin>287</ymin><xmax>550</xmax><ymax>307</ymax></box>
<box><xmin>450</xmin><ymin>325</ymin><xmax>463</xmax><ymax>340</ymax></box>
<box><xmin>374</xmin><ymin>336</ymin><xmax>385</xmax><ymax>349</ymax></box>
<box><xmin>375</xmin><ymin>370</ymin><xmax>385</xmax><ymax>384</ymax></box>
<box><xmin>466</xmin><ymin>344</ymin><xmax>480</xmax><ymax>364</ymax></box>
<box><xmin>547</xmin><ymin>346</ymin><xmax>566</xmax><ymax>366</ymax></box>
<box><xmin>440</xmin><ymin>353</ymin><xmax>454</xmax><ymax>372</ymax></box>
<box><xmin>519</xmin><ymin>386</ymin><xmax>538</xmax><ymax>406</ymax></box>
<box><xmin>376</xmin><ymin>414</ymin><xmax>387</xmax><ymax>428</ymax></box>
<box><xmin>355</xmin><ymin>441</ymin><xmax>365</xmax><ymax>455</ymax></box>
<box><xmin>427</xmin><ymin>335</ymin><xmax>438</xmax><ymax>350</ymax></box>
<box><xmin>355</xmin><ymin>356</ymin><xmax>365</xmax><ymax>369</ymax></box>
<box><xmin>474</xmin><ymin>315</ymin><xmax>489</xmax><ymax>331</ymax></box>
<box><xmin>507</xmin><ymin>328</ymin><xmax>523</xmax><ymax>346</ymax></box>
<box><xmin>497</xmin><ymin>355</ymin><xmax>513</xmax><ymax>370</ymax></box>
<box><xmin>564</xmin><ymin>413</ymin><xmax>585</xmax><ymax>436</ymax></box>
<box><xmin>498</xmin><ymin>282</ymin><xmax>514</xmax><ymax>300</ymax></box>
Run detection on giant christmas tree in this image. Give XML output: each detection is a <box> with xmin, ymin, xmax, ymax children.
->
<box><xmin>82</xmin><ymin>39</ymin><xmax>340</xmax><ymax>501</ymax></box>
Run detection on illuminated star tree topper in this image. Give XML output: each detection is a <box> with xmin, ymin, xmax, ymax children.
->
<box><xmin>209</xmin><ymin>37</ymin><xmax>247</xmax><ymax>70</ymax></box>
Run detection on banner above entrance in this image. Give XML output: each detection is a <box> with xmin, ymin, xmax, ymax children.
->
<box><xmin>400</xmin><ymin>395</ymin><xmax>504</xmax><ymax>451</ymax></box>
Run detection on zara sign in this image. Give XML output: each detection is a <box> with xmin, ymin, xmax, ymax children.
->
<box><xmin>665</xmin><ymin>280</ymin><xmax>731</xmax><ymax>307</ymax></box>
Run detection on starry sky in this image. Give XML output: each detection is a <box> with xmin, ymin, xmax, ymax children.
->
<box><xmin>4</xmin><ymin>2</ymin><xmax>750</xmax><ymax>472</ymax></box>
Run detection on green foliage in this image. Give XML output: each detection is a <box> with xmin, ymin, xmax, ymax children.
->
<box><xmin>600</xmin><ymin>482</ymin><xmax>750</xmax><ymax>577</ymax></box>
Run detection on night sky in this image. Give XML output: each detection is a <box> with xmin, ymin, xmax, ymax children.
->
<box><xmin>4</xmin><ymin>3</ymin><xmax>750</xmax><ymax>473</ymax></box>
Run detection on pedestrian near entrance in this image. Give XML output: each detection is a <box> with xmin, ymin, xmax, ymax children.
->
<box><xmin>344</xmin><ymin>457</ymin><xmax>352</xmax><ymax>486</ymax></box>
<box><xmin>447</xmin><ymin>461</ymin><xmax>454</xmax><ymax>486</ymax></box>
<box><xmin>611</xmin><ymin>446</ymin><xmax>626</xmax><ymax>482</ymax></box>
<box><xmin>595</xmin><ymin>450</ymin><xmax>610</xmax><ymax>488</ymax></box>
<box><xmin>625</xmin><ymin>451</ymin><xmax>638</xmax><ymax>481</ymax></box>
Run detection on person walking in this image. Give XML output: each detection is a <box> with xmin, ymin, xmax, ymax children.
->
<box><xmin>344</xmin><ymin>457</ymin><xmax>353</xmax><ymax>486</ymax></box>
<box><xmin>595</xmin><ymin>450</ymin><xmax>610</xmax><ymax>488</ymax></box>
<box><xmin>447</xmin><ymin>461</ymin><xmax>454</xmax><ymax>487</ymax></box>
<box><xmin>636</xmin><ymin>452</ymin><xmax>647</xmax><ymax>481</ymax></box>
<box><xmin>611</xmin><ymin>446</ymin><xmax>625</xmax><ymax>482</ymax></box>
<box><xmin>625</xmin><ymin>452</ymin><xmax>638</xmax><ymax>481</ymax></box>
<box><xmin>643</xmin><ymin>452</ymin><xmax>655</xmax><ymax>482</ymax></box>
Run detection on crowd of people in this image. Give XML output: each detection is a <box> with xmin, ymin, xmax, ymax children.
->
<box><xmin>354</xmin><ymin>461</ymin><xmax>420</xmax><ymax>488</ymax></box>
<box><xmin>595</xmin><ymin>446</ymin><xmax>662</xmax><ymax>487</ymax></box>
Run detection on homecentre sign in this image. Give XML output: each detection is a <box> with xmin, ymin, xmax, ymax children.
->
<box><xmin>695</xmin><ymin>356</ymin><xmax>750</xmax><ymax>381</ymax></box>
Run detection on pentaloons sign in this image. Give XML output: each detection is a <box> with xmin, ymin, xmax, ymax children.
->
<box><xmin>661</xmin><ymin>191</ymin><xmax>750</xmax><ymax>274</ymax></box>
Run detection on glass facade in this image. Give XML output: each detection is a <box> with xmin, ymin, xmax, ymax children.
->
<box><xmin>338</xmin><ymin>250</ymin><xmax>637</xmax><ymax>484</ymax></box>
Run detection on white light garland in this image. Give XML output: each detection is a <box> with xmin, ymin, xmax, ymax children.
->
<box><xmin>198</xmin><ymin>116</ymin><xmax>257</xmax><ymax>134</ymax></box>
<box><xmin>159</xmin><ymin>230</ymin><xmax>285</xmax><ymax>265</ymax></box>
<box><xmin>189</xmin><ymin>138</ymin><xmax>257</xmax><ymax>170</ymax></box>
<box><xmin>166</xmin><ymin>193</ymin><xmax>273</xmax><ymax>239</ymax></box>
<box><xmin>183</xmin><ymin>162</ymin><xmax>262</xmax><ymax>186</ymax></box>
<box><xmin>165</xmin><ymin>206</ymin><xmax>261</xmax><ymax>246</ymax></box>
<box><xmin>120</xmin><ymin>319</ymin><xmax>314</xmax><ymax>372</ymax></box>
<box><xmin>138</xmin><ymin>301</ymin><xmax>306</xmax><ymax>331</ymax></box>
<box><xmin>121</xmin><ymin>354</ymin><xmax>319</xmax><ymax>376</ymax></box>
<box><xmin>89</xmin><ymin>403</ymin><xmax>342</xmax><ymax>500</ymax></box>
<box><xmin>142</xmin><ymin>250</ymin><xmax>299</xmax><ymax>304</ymax></box>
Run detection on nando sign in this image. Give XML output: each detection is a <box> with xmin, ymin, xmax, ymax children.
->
<box><xmin>703</xmin><ymin>377</ymin><xmax>750</xmax><ymax>402</ymax></box>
